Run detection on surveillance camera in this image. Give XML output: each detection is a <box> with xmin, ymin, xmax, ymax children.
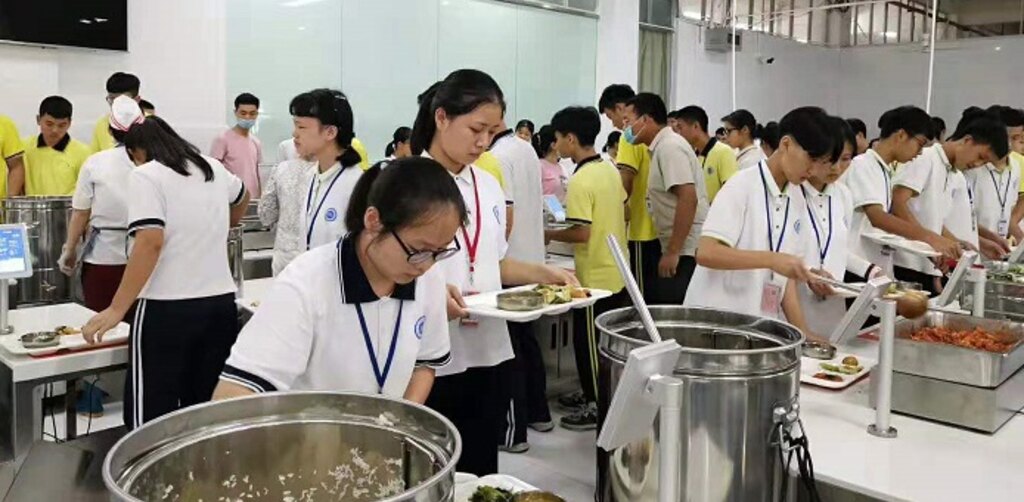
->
<box><xmin>758</xmin><ymin>56</ymin><xmax>776</xmax><ymax>65</ymax></box>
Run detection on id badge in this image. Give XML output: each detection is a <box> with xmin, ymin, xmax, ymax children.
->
<box><xmin>760</xmin><ymin>275</ymin><xmax>786</xmax><ymax>318</ymax></box>
<box><xmin>645</xmin><ymin>196</ymin><xmax>654</xmax><ymax>216</ymax></box>
<box><xmin>460</xmin><ymin>290</ymin><xmax>479</xmax><ymax>328</ymax></box>
<box><xmin>999</xmin><ymin>217</ymin><xmax>1009</xmax><ymax>237</ymax></box>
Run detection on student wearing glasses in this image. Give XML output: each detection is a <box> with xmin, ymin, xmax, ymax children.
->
<box><xmin>214</xmin><ymin>157</ymin><xmax>463</xmax><ymax>403</ymax></box>
<box><xmin>721</xmin><ymin>109</ymin><xmax>768</xmax><ymax>171</ymax></box>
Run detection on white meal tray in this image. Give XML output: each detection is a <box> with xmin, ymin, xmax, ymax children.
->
<box><xmin>0</xmin><ymin>324</ymin><xmax>130</xmax><ymax>357</ymax></box>
<box><xmin>454</xmin><ymin>473</ymin><xmax>539</xmax><ymax>502</ymax></box>
<box><xmin>463</xmin><ymin>285</ymin><xmax>613</xmax><ymax>322</ymax></box>
<box><xmin>800</xmin><ymin>352</ymin><xmax>876</xmax><ymax>390</ymax></box>
<box><xmin>862</xmin><ymin>230</ymin><xmax>940</xmax><ymax>258</ymax></box>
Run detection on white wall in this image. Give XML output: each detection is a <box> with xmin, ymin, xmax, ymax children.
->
<box><xmin>0</xmin><ymin>0</ymin><xmax>226</xmax><ymax>149</ymax></box>
<box><xmin>672</xmin><ymin>21</ymin><xmax>840</xmax><ymax>128</ymax></box>
<box><xmin>596</xmin><ymin>0</ymin><xmax>640</xmax><ymax>142</ymax></box>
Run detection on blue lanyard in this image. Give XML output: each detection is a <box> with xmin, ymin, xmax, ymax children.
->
<box><xmin>355</xmin><ymin>301</ymin><xmax>404</xmax><ymax>393</ymax></box>
<box><xmin>305</xmin><ymin>167</ymin><xmax>345</xmax><ymax>248</ymax></box>
<box><xmin>801</xmin><ymin>186</ymin><xmax>833</xmax><ymax>267</ymax></box>
<box><xmin>870</xmin><ymin>153</ymin><xmax>891</xmax><ymax>212</ymax></box>
<box><xmin>989</xmin><ymin>169</ymin><xmax>1010</xmax><ymax>211</ymax></box>
<box><xmin>758</xmin><ymin>162</ymin><xmax>790</xmax><ymax>252</ymax></box>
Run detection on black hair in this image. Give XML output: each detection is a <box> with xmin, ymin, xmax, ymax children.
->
<box><xmin>715</xmin><ymin>127</ymin><xmax>726</xmax><ymax>137</ymax></box>
<box><xmin>110</xmin><ymin>128</ymin><xmax>129</xmax><ymax>145</ymax></box>
<box><xmin>515</xmin><ymin>120</ymin><xmax>535</xmax><ymax>135</ymax></box>
<box><xmin>598</xmin><ymin>84</ymin><xmax>636</xmax><ymax>112</ymax></box>
<box><xmin>345</xmin><ymin>157</ymin><xmax>468</xmax><ymax>235</ymax></box>
<box><xmin>779</xmin><ymin>107</ymin><xmax>838</xmax><ymax>162</ymax></box>
<box><xmin>930</xmin><ymin>117</ymin><xmax>947</xmax><ymax>140</ymax></box>
<box><xmin>290</xmin><ymin>88</ymin><xmax>361</xmax><ymax>167</ymax></box>
<box><xmin>604</xmin><ymin>131</ymin><xmax>622</xmax><ymax>152</ymax></box>
<box><xmin>106</xmin><ymin>72</ymin><xmax>140</xmax><ymax>96</ymax></box>
<box><xmin>877</xmin><ymin>106</ymin><xmax>932</xmax><ymax>140</ymax></box>
<box><xmin>677</xmin><ymin>105</ymin><xmax>709</xmax><ymax>133</ymax></box>
<box><xmin>721</xmin><ymin>109</ymin><xmax>758</xmax><ymax>136</ymax></box>
<box><xmin>234</xmin><ymin>92</ymin><xmax>260</xmax><ymax>110</ymax></box>
<box><xmin>666</xmin><ymin>110</ymin><xmax>682</xmax><ymax>121</ymax></box>
<box><xmin>532</xmin><ymin>124</ymin><xmax>556</xmax><ymax>158</ymax></box>
<box><xmin>39</xmin><ymin>96</ymin><xmax>72</xmax><ymax>119</ymax></box>
<box><xmin>826</xmin><ymin>116</ymin><xmax>856</xmax><ymax>160</ymax></box>
<box><xmin>385</xmin><ymin>126</ymin><xmax>412</xmax><ymax>157</ymax></box>
<box><xmin>138</xmin><ymin>99</ymin><xmax>155</xmax><ymax>112</ymax></box>
<box><xmin>757</xmin><ymin>122</ymin><xmax>782</xmax><ymax>151</ymax></box>
<box><xmin>986</xmin><ymin>105</ymin><xmax>1024</xmax><ymax>128</ymax></box>
<box><xmin>550</xmin><ymin>106</ymin><xmax>601</xmax><ymax>148</ymax></box>
<box><xmin>411</xmin><ymin>69</ymin><xmax>506</xmax><ymax>155</ymax></box>
<box><xmin>949</xmin><ymin>108</ymin><xmax>1010</xmax><ymax>158</ymax></box>
<box><xmin>626</xmin><ymin>93</ymin><xmax>668</xmax><ymax>125</ymax></box>
<box><xmin>124</xmin><ymin>116</ymin><xmax>214</xmax><ymax>181</ymax></box>
<box><xmin>846</xmin><ymin>118</ymin><xmax>867</xmax><ymax>138</ymax></box>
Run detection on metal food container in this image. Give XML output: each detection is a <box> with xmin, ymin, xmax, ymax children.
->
<box><xmin>597</xmin><ymin>306</ymin><xmax>803</xmax><ymax>501</ymax></box>
<box><xmin>959</xmin><ymin>263</ymin><xmax>1024</xmax><ymax>322</ymax></box>
<box><xmin>497</xmin><ymin>291</ymin><xmax>545</xmax><ymax>311</ymax></box>
<box><xmin>228</xmin><ymin>224</ymin><xmax>244</xmax><ymax>297</ymax></box>
<box><xmin>1</xmin><ymin>196</ymin><xmax>73</xmax><ymax>306</ymax></box>
<box><xmin>891</xmin><ymin>311</ymin><xmax>1024</xmax><ymax>387</ymax></box>
<box><xmin>104</xmin><ymin>392</ymin><xmax>461</xmax><ymax>502</ymax></box>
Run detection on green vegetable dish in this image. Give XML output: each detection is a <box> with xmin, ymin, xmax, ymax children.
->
<box><xmin>470</xmin><ymin>486</ymin><xmax>566</xmax><ymax>502</ymax></box>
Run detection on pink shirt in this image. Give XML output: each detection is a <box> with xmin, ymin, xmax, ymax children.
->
<box><xmin>540</xmin><ymin>159</ymin><xmax>566</xmax><ymax>202</ymax></box>
<box><xmin>211</xmin><ymin>128</ymin><xmax>263</xmax><ymax>198</ymax></box>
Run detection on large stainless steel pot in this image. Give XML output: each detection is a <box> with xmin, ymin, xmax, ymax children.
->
<box><xmin>1</xmin><ymin>196</ymin><xmax>72</xmax><ymax>306</ymax></box>
<box><xmin>104</xmin><ymin>392</ymin><xmax>461</xmax><ymax>501</ymax></box>
<box><xmin>597</xmin><ymin>306</ymin><xmax>803</xmax><ymax>502</ymax></box>
<box><xmin>228</xmin><ymin>225</ymin><xmax>244</xmax><ymax>297</ymax></box>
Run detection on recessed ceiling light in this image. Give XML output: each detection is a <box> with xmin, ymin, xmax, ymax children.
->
<box><xmin>79</xmin><ymin>18</ymin><xmax>93</xmax><ymax>25</ymax></box>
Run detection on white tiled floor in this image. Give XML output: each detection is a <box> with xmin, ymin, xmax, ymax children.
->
<box><xmin>498</xmin><ymin>405</ymin><xmax>598</xmax><ymax>502</ymax></box>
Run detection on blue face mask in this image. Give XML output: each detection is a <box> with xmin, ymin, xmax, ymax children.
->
<box><xmin>623</xmin><ymin>121</ymin><xmax>646</xmax><ymax>145</ymax></box>
<box><xmin>237</xmin><ymin>118</ymin><xmax>256</xmax><ymax>130</ymax></box>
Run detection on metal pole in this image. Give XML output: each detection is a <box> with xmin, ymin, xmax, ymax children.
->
<box><xmin>971</xmin><ymin>268</ymin><xmax>987</xmax><ymax>318</ymax></box>
<box><xmin>868</xmin><ymin>299</ymin><xmax>898</xmax><ymax>438</ymax></box>
<box><xmin>731</xmin><ymin>0</ymin><xmax>738</xmax><ymax>110</ymax></box>
<box><xmin>925</xmin><ymin>0</ymin><xmax>939</xmax><ymax>112</ymax></box>
<box><xmin>607</xmin><ymin>234</ymin><xmax>662</xmax><ymax>342</ymax></box>
<box><xmin>652</xmin><ymin>375</ymin><xmax>684</xmax><ymax>502</ymax></box>
<box><xmin>0</xmin><ymin>278</ymin><xmax>11</xmax><ymax>334</ymax></box>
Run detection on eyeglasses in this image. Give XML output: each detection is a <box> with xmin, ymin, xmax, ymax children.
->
<box><xmin>724</xmin><ymin>127</ymin><xmax>740</xmax><ymax>134</ymax></box>
<box><xmin>392</xmin><ymin>230</ymin><xmax>460</xmax><ymax>265</ymax></box>
<box><xmin>912</xmin><ymin>135</ymin><xmax>929</xmax><ymax>148</ymax></box>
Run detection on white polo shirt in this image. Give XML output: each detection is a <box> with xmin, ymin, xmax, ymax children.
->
<box><xmin>736</xmin><ymin>145</ymin><xmax>767</xmax><ymax>171</ymax></box>
<box><xmin>965</xmin><ymin>161</ymin><xmax>1020</xmax><ymax>237</ymax></box>
<box><xmin>797</xmin><ymin>182</ymin><xmax>858</xmax><ymax>335</ymax></box>
<box><xmin>301</xmin><ymin>161</ymin><xmax>363</xmax><ymax>250</ymax></box>
<box><xmin>892</xmin><ymin>143</ymin><xmax>955</xmax><ymax>275</ymax></box>
<box><xmin>945</xmin><ymin>170</ymin><xmax>979</xmax><ymax>249</ymax></box>
<box><xmin>490</xmin><ymin>130</ymin><xmax>545</xmax><ymax>264</ymax></box>
<box><xmin>840</xmin><ymin>149</ymin><xmax>894</xmax><ymax>270</ymax></box>
<box><xmin>433</xmin><ymin>163</ymin><xmax>512</xmax><ymax>376</ymax></box>
<box><xmin>220</xmin><ymin>235</ymin><xmax>451</xmax><ymax>397</ymax></box>
<box><xmin>278</xmin><ymin>138</ymin><xmax>299</xmax><ymax>163</ymax></box>
<box><xmin>684</xmin><ymin>161</ymin><xmax>808</xmax><ymax>319</ymax></box>
<box><xmin>647</xmin><ymin>127</ymin><xmax>708</xmax><ymax>255</ymax></box>
<box><xmin>71</xmin><ymin>147</ymin><xmax>134</xmax><ymax>265</ymax></box>
<box><xmin>127</xmin><ymin>156</ymin><xmax>245</xmax><ymax>299</ymax></box>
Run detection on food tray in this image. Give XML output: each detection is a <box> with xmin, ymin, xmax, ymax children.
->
<box><xmin>463</xmin><ymin>285</ymin><xmax>612</xmax><ymax>322</ymax></box>
<box><xmin>862</xmin><ymin>230</ymin><xmax>940</xmax><ymax>258</ymax></box>
<box><xmin>800</xmin><ymin>352</ymin><xmax>875</xmax><ymax>389</ymax></box>
<box><xmin>890</xmin><ymin>311</ymin><xmax>1024</xmax><ymax>387</ymax></box>
<box><xmin>0</xmin><ymin>324</ymin><xmax>130</xmax><ymax>357</ymax></box>
<box><xmin>454</xmin><ymin>473</ymin><xmax>539</xmax><ymax>502</ymax></box>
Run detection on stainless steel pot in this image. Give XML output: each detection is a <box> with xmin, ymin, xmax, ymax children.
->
<box><xmin>597</xmin><ymin>306</ymin><xmax>804</xmax><ymax>502</ymax></box>
<box><xmin>104</xmin><ymin>392</ymin><xmax>461</xmax><ymax>502</ymax></box>
<box><xmin>1</xmin><ymin>196</ymin><xmax>73</xmax><ymax>306</ymax></box>
<box><xmin>228</xmin><ymin>225</ymin><xmax>244</xmax><ymax>296</ymax></box>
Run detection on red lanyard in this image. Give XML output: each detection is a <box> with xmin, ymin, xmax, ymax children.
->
<box><xmin>460</xmin><ymin>168</ymin><xmax>482</xmax><ymax>281</ymax></box>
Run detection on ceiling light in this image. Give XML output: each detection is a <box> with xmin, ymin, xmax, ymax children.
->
<box><xmin>883</xmin><ymin>31</ymin><xmax>897</xmax><ymax>38</ymax></box>
<box><xmin>682</xmin><ymin>10</ymin><xmax>701</xmax><ymax>20</ymax></box>
<box><xmin>79</xmin><ymin>18</ymin><xmax>93</xmax><ymax>24</ymax></box>
<box><xmin>94</xmin><ymin>17</ymin><xmax>108</xmax><ymax>23</ymax></box>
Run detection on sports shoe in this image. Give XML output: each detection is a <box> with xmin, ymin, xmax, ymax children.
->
<box><xmin>498</xmin><ymin>442</ymin><xmax>530</xmax><ymax>454</ymax></box>
<box><xmin>557</xmin><ymin>390</ymin><xmax>587</xmax><ymax>411</ymax></box>
<box><xmin>528</xmin><ymin>420</ymin><xmax>555</xmax><ymax>433</ymax></box>
<box><xmin>560</xmin><ymin>402</ymin><xmax>598</xmax><ymax>431</ymax></box>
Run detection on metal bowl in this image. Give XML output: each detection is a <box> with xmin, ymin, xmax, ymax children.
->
<box><xmin>104</xmin><ymin>392</ymin><xmax>461</xmax><ymax>502</ymax></box>
<box><xmin>497</xmin><ymin>291</ymin><xmax>546</xmax><ymax>311</ymax></box>
<box><xmin>801</xmin><ymin>340</ymin><xmax>837</xmax><ymax>360</ymax></box>
<box><xmin>20</xmin><ymin>331</ymin><xmax>59</xmax><ymax>349</ymax></box>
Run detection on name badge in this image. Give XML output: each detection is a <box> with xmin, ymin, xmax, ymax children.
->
<box><xmin>760</xmin><ymin>275</ymin><xmax>786</xmax><ymax>318</ymax></box>
<box><xmin>460</xmin><ymin>289</ymin><xmax>479</xmax><ymax>328</ymax></box>
<box><xmin>999</xmin><ymin>217</ymin><xmax>1009</xmax><ymax>237</ymax></box>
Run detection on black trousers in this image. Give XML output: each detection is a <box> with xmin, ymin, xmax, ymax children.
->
<box><xmin>499</xmin><ymin>320</ymin><xmax>552</xmax><ymax>446</ymax></box>
<box><xmin>629</xmin><ymin>240</ymin><xmax>661</xmax><ymax>303</ymax></box>
<box><xmin>573</xmin><ymin>291</ymin><xmax>629</xmax><ymax>405</ymax></box>
<box><xmin>647</xmin><ymin>255</ymin><xmax>697</xmax><ymax>305</ymax></box>
<box><xmin>893</xmin><ymin>266</ymin><xmax>942</xmax><ymax>296</ymax></box>
<box><xmin>123</xmin><ymin>293</ymin><xmax>239</xmax><ymax>430</ymax></box>
<box><xmin>427</xmin><ymin>366</ymin><xmax>502</xmax><ymax>476</ymax></box>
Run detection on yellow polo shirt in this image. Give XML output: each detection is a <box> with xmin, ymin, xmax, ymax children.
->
<box><xmin>473</xmin><ymin>151</ymin><xmax>508</xmax><ymax>192</ymax></box>
<box><xmin>352</xmin><ymin>137</ymin><xmax>371</xmax><ymax>171</ymax></box>
<box><xmin>0</xmin><ymin>115</ymin><xmax>24</xmax><ymax>198</ymax></box>
<box><xmin>22</xmin><ymin>135</ymin><xmax>91</xmax><ymax>195</ymax></box>
<box><xmin>699</xmin><ymin>138</ymin><xmax>739</xmax><ymax>202</ymax></box>
<box><xmin>565</xmin><ymin>155</ymin><xmax>628</xmax><ymax>293</ymax></box>
<box><xmin>1014</xmin><ymin>152</ymin><xmax>1024</xmax><ymax>192</ymax></box>
<box><xmin>615</xmin><ymin>136</ymin><xmax>656</xmax><ymax>242</ymax></box>
<box><xmin>91</xmin><ymin>115</ymin><xmax>116</xmax><ymax>152</ymax></box>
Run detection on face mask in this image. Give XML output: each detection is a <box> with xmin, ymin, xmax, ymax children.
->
<box><xmin>237</xmin><ymin>119</ymin><xmax>256</xmax><ymax>130</ymax></box>
<box><xmin>623</xmin><ymin>121</ymin><xmax>645</xmax><ymax>145</ymax></box>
